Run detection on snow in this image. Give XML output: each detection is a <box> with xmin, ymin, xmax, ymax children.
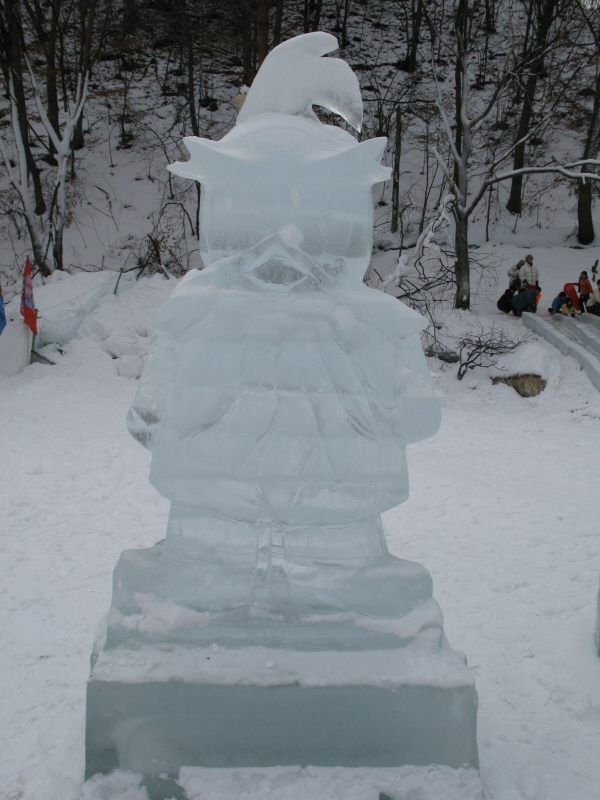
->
<box><xmin>4</xmin><ymin>270</ymin><xmax>113</xmax><ymax>317</ymax></box>
<box><xmin>106</xmin><ymin>593</ymin><xmax>447</xmax><ymax>653</ymax></box>
<box><xmin>1</xmin><ymin>252</ymin><xmax>600</xmax><ymax>799</ymax></box>
<box><xmin>82</xmin><ymin>771</ymin><xmax>150</xmax><ymax>800</ymax></box>
<box><xmin>488</xmin><ymin>341</ymin><xmax>557</xmax><ymax>382</ymax></box>
<box><xmin>521</xmin><ymin>314</ymin><xmax>600</xmax><ymax>392</ymax></box>
<box><xmin>91</xmin><ymin>617</ymin><xmax>471</xmax><ymax>690</ymax></box>
<box><xmin>178</xmin><ymin>765</ymin><xmax>483</xmax><ymax>800</ymax></box>
<box><xmin>82</xmin><ymin>764</ymin><xmax>483</xmax><ymax>800</ymax></box>
<box><xmin>110</xmin><ymin>594</ymin><xmax>212</xmax><ymax>636</ymax></box>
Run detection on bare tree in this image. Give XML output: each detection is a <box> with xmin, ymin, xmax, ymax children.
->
<box><xmin>575</xmin><ymin>0</ymin><xmax>600</xmax><ymax>244</ymax></box>
<box><xmin>397</xmin><ymin>0</ymin><xmax>424</xmax><ymax>73</ymax></box>
<box><xmin>0</xmin><ymin>66</ymin><xmax>88</xmax><ymax>274</ymax></box>
<box><xmin>428</xmin><ymin>0</ymin><xmax>598</xmax><ymax>308</ymax></box>
<box><xmin>0</xmin><ymin>0</ymin><xmax>108</xmax><ymax>274</ymax></box>
<box><xmin>390</xmin><ymin>107</ymin><xmax>403</xmax><ymax>233</ymax></box>
<box><xmin>456</xmin><ymin>324</ymin><xmax>528</xmax><ymax>380</ymax></box>
<box><xmin>0</xmin><ymin>0</ymin><xmax>46</xmax><ymax>215</ymax></box>
<box><xmin>505</xmin><ymin>0</ymin><xmax>565</xmax><ymax>214</ymax></box>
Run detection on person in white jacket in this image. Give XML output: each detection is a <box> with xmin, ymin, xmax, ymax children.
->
<box><xmin>587</xmin><ymin>279</ymin><xmax>600</xmax><ymax>316</ymax></box>
<box><xmin>519</xmin><ymin>254</ymin><xmax>539</xmax><ymax>288</ymax></box>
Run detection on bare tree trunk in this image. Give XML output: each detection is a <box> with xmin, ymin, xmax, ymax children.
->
<box><xmin>257</xmin><ymin>0</ymin><xmax>269</xmax><ymax>66</ymax></box>
<box><xmin>71</xmin><ymin>114</ymin><xmax>85</xmax><ymax>151</ymax></box>
<box><xmin>311</xmin><ymin>0</ymin><xmax>323</xmax><ymax>31</ymax></box>
<box><xmin>399</xmin><ymin>0</ymin><xmax>423</xmax><ymax>73</ymax></box>
<box><xmin>51</xmin><ymin>150</ymin><xmax>69</xmax><ymax>271</ymax></box>
<box><xmin>19</xmin><ymin>0</ymin><xmax>61</xmax><ymax>151</ymax></box>
<box><xmin>391</xmin><ymin>108</ymin><xmax>402</xmax><ymax>233</ymax></box>
<box><xmin>46</xmin><ymin>8</ymin><xmax>60</xmax><ymax>150</ymax></box>
<box><xmin>1</xmin><ymin>0</ymin><xmax>47</xmax><ymax>215</ymax></box>
<box><xmin>24</xmin><ymin>215</ymin><xmax>53</xmax><ymax>276</ymax></box>
<box><xmin>578</xmin><ymin>72</ymin><xmax>600</xmax><ymax>244</ymax></box>
<box><xmin>484</xmin><ymin>0</ymin><xmax>495</xmax><ymax>33</ymax></box>
<box><xmin>506</xmin><ymin>0</ymin><xmax>557</xmax><ymax>215</ymax></box>
<box><xmin>452</xmin><ymin>0</ymin><xmax>467</xmax><ymax>186</ymax></box>
<box><xmin>53</xmin><ymin>223</ymin><xmax>64</xmax><ymax>270</ymax></box>
<box><xmin>505</xmin><ymin>71</ymin><xmax>537</xmax><ymax>214</ymax></box>
<box><xmin>187</xmin><ymin>18</ymin><xmax>199</xmax><ymax>136</ymax></box>
<box><xmin>122</xmin><ymin>0</ymin><xmax>137</xmax><ymax>35</ymax></box>
<box><xmin>240</xmin><ymin>0</ymin><xmax>254</xmax><ymax>84</ymax></box>
<box><xmin>475</xmin><ymin>26</ymin><xmax>490</xmax><ymax>88</ymax></box>
<box><xmin>485</xmin><ymin>183</ymin><xmax>493</xmax><ymax>242</ymax></box>
<box><xmin>272</xmin><ymin>0</ymin><xmax>284</xmax><ymax>46</ymax></box>
<box><xmin>578</xmin><ymin>181</ymin><xmax>594</xmax><ymax>245</ymax></box>
<box><xmin>454</xmin><ymin>211</ymin><xmax>470</xmax><ymax>310</ymax></box>
<box><xmin>341</xmin><ymin>0</ymin><xmax>351</xmax><ymax>47</ymax></box>
<box><xmin>196</xmin><ymin>183</ymin><xmax>201</xmax><ymax>240</ymax></box>
<box><xmin>451</xmin><ymin>2</ymin><xmax>471</xmax><ymax>310</ymax></box>
<box><xmin>72</xmin><ymin>0</ymin><xmax>102</xmax><ymax>151</ymax></box>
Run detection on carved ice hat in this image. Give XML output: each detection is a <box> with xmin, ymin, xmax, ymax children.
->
<box><xmin>168</xmin><ymin>32</ymin><xmax>391</xmax><ymax>187</ymax></box>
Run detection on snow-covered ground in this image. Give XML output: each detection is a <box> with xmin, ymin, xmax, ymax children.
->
<box><xmin>1</xmin><ymin>243</ymin><xmax>600</xmax><ymax>800</ymax></box>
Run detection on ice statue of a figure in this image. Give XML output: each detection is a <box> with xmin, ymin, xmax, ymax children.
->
<box><xmin>122</xmin><ymin>32</ymin><xmax>441</xmax><ymax>639</ymax></box>
<box><xmin>86</xmin><ymin>35</ymin><xmax>477</xmax><ymax>790</ymax></box>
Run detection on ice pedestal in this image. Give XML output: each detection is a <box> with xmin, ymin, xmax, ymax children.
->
<box><xmin>86</xmin><ymin>655</ymin><xmax>478</xmax><ymax>783</ymax></box>
<box><xmin>86</xmin><ymin>511</ymin><xmax>478</xmax><ymax>798</ymax></box>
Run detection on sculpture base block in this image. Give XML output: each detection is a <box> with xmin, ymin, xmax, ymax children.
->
<box><xmin>86</xmin><ymin>644</ymin><xmax>478</xmax><ymax>799</ymax></box>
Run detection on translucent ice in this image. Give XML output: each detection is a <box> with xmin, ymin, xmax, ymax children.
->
<box><xmin>129</xmin><ymin>33</ymin><xmax>441</xmax><ymax>539</ymax></box>
<box><xmin>127</xmin><ymin>269</ymin><xmax>440</xmax><ymax>526</ymax></box>
<box><xmin>120</xmin><ymin>33</ymin><xmax>443</xmax><ymax>649</ymax></box>
<box><xmin>236</xmin><ymin>31</ymin><xmax>363</xmax><ymax>130</ymax></box>
<box><xmin>124</xmin><ymin>34</ymin><xmax>441</xmax><ymax>630</ymax></box>
<box><xmin>87</xmin><ymin>35</ymin><xmax>477</xmax><ymax>787</ymax></box>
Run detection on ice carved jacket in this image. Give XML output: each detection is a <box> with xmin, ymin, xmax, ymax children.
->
<box><xmin>127</xmin><ymin>268</ymin><xmax>441</xmax><ymax>525</ymax></box>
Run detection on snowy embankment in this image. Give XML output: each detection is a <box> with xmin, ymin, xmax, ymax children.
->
<box><xmin>1</xmin><ymin>249</ymin><xmax>600</xmax><ymax>800</ymax></box>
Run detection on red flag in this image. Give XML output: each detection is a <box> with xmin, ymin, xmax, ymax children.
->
<box><xmin>21</xmin><ymin>256</ymin><xmax>37</xmax><ymax>335</ymax></box>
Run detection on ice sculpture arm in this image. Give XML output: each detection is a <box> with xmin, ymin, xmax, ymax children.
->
<box><xmin>126</xmin><ymin>333</ymin><xmax>178</xmax><ymax>450</ymax></box>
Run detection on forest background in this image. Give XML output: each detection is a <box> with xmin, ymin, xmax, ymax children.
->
<box><xmin>2</xmin><ymin>0</ymin><xmax>600</xmax><ymax>318</ymax></box>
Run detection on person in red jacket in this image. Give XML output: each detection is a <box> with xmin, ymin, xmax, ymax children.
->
<box><xmin>578</xmin><ymin>271</ymin><xmax>593</xmax><ymax>312</ymax></box>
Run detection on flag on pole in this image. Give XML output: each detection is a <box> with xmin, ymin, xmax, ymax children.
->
<box><xmin>21</xmin><ymin>257</ymin><xmax>37</xmax><ymax>336</ymax></box>
<box><xmin>0</xmin><ymin>278</ymin><xmax>6</xmax><ymax>336</ymax></box>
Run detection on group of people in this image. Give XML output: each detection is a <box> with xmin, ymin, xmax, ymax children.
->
<box><xmin>497</xmin><ymin>254</ymin><xmax>542</xmax><ymax>317</ymax></box>
<box><xmin>547</xmin><ymin>271</ymin><xmax>600</xmax><ymax>317</ymax></box>
<box><xmin>497</xmin><ymin>254</ymin><xmax>600</xmax><ymax>318</ymax></box>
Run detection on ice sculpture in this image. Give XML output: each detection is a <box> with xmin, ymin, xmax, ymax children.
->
<box><xmin>594</xmin><ymin>588</ymin><xmax>600</xmax><ymax>656</ymax></box>
<box><xmin>86</xmin><ymin>33</ymin><xmax>478</xmax><ymax>799</ymax></box>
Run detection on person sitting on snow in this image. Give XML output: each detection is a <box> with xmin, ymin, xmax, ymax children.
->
<box><xmin>548</xmin><ymin>291</ymin><xmax>568</xmax><ymax>315</ymax></box>
<box><xmin>560</xmin><ymin>298</ymin><xmax>578</xmax><ymax>317</ymax></box>
<box><xmin>511</xmin><ymin>286</ymin><xmax>538</xmax><ymax>317</ymax></box>
<box><xmin>497</xmin><ymin>286</ymin><xmax>517</xmax><ymax>314</ymax></box>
